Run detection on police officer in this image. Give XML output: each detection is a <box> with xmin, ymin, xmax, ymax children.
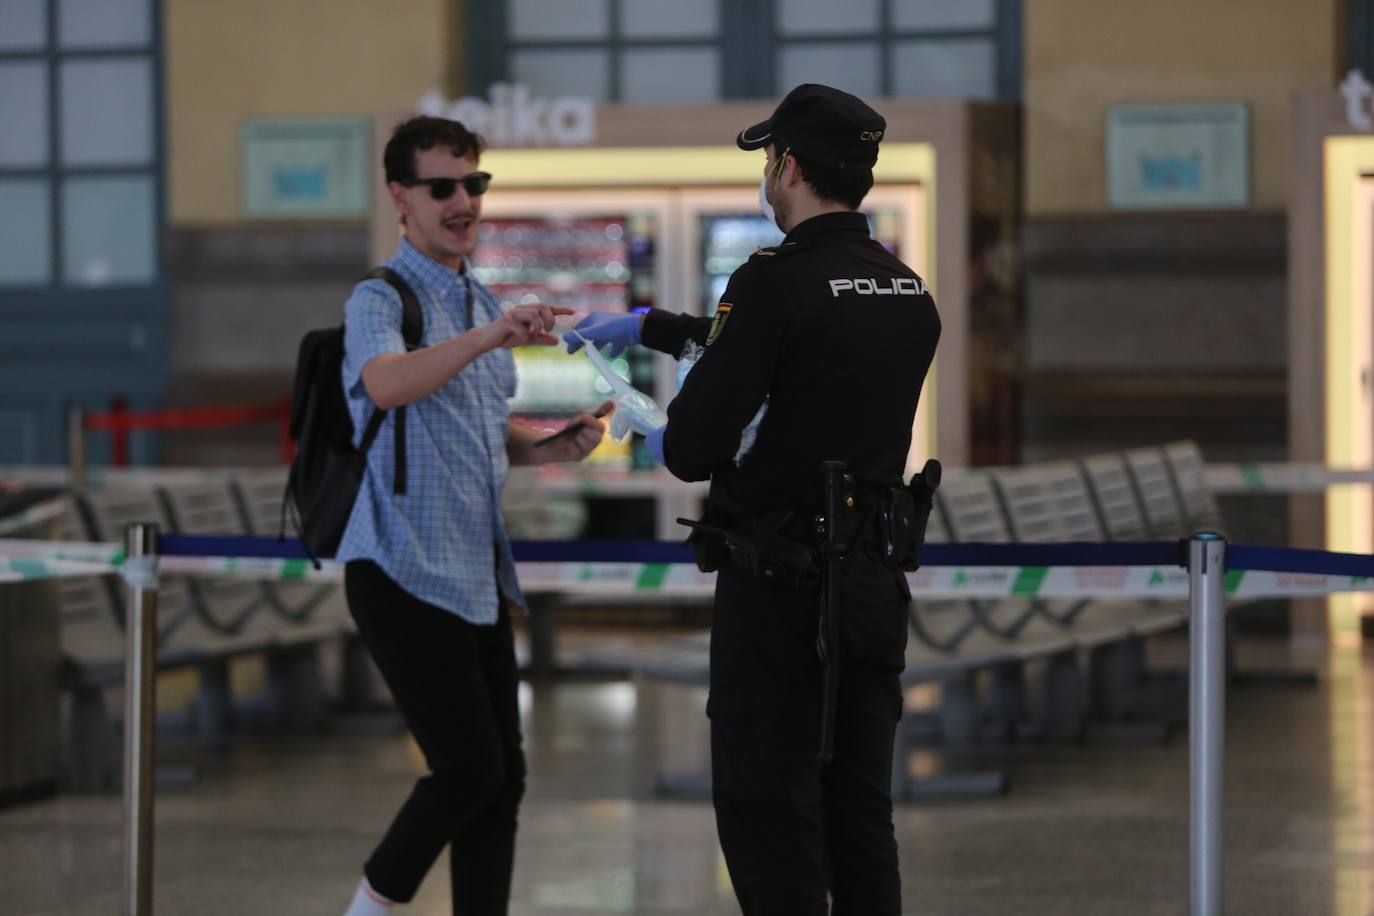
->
<box><xmin>568</xmin><ymin>83</ymin><xmax>940</xmax><ymax>915</ymax></box>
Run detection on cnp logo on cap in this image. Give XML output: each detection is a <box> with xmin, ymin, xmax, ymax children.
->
<box><xmin>737</xmin><ymin>83</ymin><xmax>887</xmax><ymax>167</ymax></box>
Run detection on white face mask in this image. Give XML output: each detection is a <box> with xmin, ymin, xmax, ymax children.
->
<box><xmin>758</xmin><ymin>175</ymin><xmax>776</xmax><ymax>226</ymax></box>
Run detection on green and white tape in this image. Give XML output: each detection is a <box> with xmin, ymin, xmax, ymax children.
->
<box><xmin>0</xmin><ymin>499</ymin><xmax>66</xmax><ymax>537</ymax></box>
<box><xmin>520</xmin><ymin>561</ymin><xmax>1374</xmax><ymax>599</ymax></box>
<box><xmin>1205</xmin><ymin>463</ymin><xmax>1374</xmax><ymax>494</ymax></box>
<box><xmin>905</xmin><ymin>565</ymin><xmax>1374</xmax><ymax>599</ymax></box>
<box><xmin>514</xmin><ymin>561</ymin><xmax>715</xmax><ymax>596</ymax></box>
<box><xmin>0</xmin><ymin>538</ymin><xmax>124</xmax><ymax>565</ymax></box>
<box><xmin>0</xmin><ymin>538</ymin><xmax>342</xmax><ymax>586</ymax></box>
<box><xmin>159</xmin><ymin>554</ymin><xmax>342</xmax><ymax>583</ymax></box>
<box><xmin>6</xmin><ymin>537</ymin><xmax>1374</xmax><ymax>600</ymax></box>
<box><xmin>0</xmin><ymin>556</ymin><xmax>122</xmax><ymax>584</ymax></box>
<box><xmin>0</xmin><ymin>464</ymin><xmax>246</xmax><ymax>490</ymax></box>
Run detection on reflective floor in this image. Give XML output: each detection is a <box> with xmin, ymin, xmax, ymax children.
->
<box><xmin>3</xmin><ymin>635</ymin><xmax>1373</xmax><ymax>915</ymax></box>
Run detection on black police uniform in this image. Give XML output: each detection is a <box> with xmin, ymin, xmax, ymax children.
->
<box><xmin>639</xmin><ymin>84</ymin><xmax>941</xmax><ymax>916</ymax></box>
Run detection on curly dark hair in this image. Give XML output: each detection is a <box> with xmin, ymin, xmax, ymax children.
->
<box><xmin>772</xmin><ymin>140</ymin><xmax>873</xmax><ymax>210</ymax></box>
<box><xmin>384</xmin><ymin>116</ymin><xmax>487</xmax><ymax>184</ymax></box>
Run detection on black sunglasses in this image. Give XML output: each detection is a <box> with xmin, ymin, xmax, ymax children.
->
<box><xmin>400</xmin><ymin>171</ymin><xmax>492</xmax><ymax>200</ymax></box>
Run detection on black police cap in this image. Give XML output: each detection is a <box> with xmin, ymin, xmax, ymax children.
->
<box><xmin>736</xmin><ymin>83</ymin><xmax>886</xmax><ymax>167</ymax></box>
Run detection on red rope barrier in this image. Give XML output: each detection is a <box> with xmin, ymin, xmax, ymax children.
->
<box><xmin>83</xmin><ymin>399</ymin><xmax>293</xmax><ymax>465</ymax></box>
<box><xmin>83</xmin><ymin>402</ymin><xmax>289</xmax><ymax>432</ymax></box>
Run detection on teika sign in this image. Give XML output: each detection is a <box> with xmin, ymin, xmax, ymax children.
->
<box><xmin>1341</xmin><ymin>69</ymin><xmax>1374</xmax><ymax>130</ymax></box>
<box><xmin>416</xmin><ymin>84</ymin><xmax>595</xmax><ymax>147</ymax></box>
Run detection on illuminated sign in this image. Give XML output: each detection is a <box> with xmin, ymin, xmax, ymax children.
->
<box><xmin>1341</xmin><ymin>69</ymin><xmax>1373</xmax><ymax>130</ymax></box>
<box><xmin>416</xmin><ymin>83</ymin><xmax>595</xmax><ymax>148</ymax></box>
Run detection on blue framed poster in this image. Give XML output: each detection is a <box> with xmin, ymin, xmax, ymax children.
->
<box><xmin>1106</xmin><ymin>103</ymin><xmax>1250</xmax><ymax>210</ymax></box>
<box><xmin>242</xmin><ymin>117</ymin><xmax>370</xmax><ymax>218</ymax></box>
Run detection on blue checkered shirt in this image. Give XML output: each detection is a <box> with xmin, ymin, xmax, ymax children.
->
<box><xmin>336</xmin><ymin>238</ymin><xmax>524</xmax><ymax>623</ymax></box>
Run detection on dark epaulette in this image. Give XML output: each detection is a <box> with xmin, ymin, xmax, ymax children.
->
<box><xmin>748</xmin><ymin>239</ymin><xmax>810</xmax><ymax>263</ymax></box>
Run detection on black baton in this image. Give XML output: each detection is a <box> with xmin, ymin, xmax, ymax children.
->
<box><xmin>816</xmin><ymin>460</ymin><xmax>847</xmax><ymax>762</ymax></box>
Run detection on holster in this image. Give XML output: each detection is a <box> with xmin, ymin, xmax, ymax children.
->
<box><xmin>879</xmin><ymin>459</ymin><xmax>941</xmax><ymax>572</ymax></box>
<box><xmin>682</xmin><ymin>505</ymin><xmax>731</xmax><ymax>573</ymax></box>
<box><xmin>678</xmin><ymin>516</ymin><xmax>820</xmax><ymax>590</ymax></box>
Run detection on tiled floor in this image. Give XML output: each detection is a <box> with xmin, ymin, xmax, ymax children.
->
<box><xmin>3</xmin><ymin>636</ymin><xmax>1373</xmax><ymax>915</ymax></box>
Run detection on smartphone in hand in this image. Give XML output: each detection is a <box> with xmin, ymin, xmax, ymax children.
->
<box><xmin>533</xmin><ymin>405</ymin><xmax>612</xmax><ymax>448</ymax></box>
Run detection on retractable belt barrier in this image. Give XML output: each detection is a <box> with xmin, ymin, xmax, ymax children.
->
<box><xmin>6</xmin><ymin>536</ymin><xmax>1374</xmax><ymax>602</ymax></box>
<box><xmin>4</xmin><ymin>530</ymin><xmax>1362</xmax><ymax>916</ymax></box>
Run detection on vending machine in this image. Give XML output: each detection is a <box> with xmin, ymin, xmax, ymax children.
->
<box><xmin>470</xmin><ymin>182</ymin><xmax>930</xmax><ymax>536</ymax></box>
<box><xmin>471</xmin><ymin>190</ymin><xmax>676</xmax><ymax>470</ymax></box>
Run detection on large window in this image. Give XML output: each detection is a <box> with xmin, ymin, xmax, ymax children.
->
<box><xmin>480</xmin><ymin>0</ymin><xmax>723</xmax><ymax>104</ymax></box>
<box><xmin>1352</xmin><ymin>0</ymin><xmax>1374</xmax><ymax>78</ymax></box>
<box><xmin>466</xmin><ymin>0</ymin><xmax>1021</xmax><ymax>104</ymax></box>
<box><xmin>0</xmin><ymin>0</ymin><xmax>163</xmax><ymax>289</ymax></box>
<box><xmin>776</xmin><ymin>0</ymin><xmax>1010</xmax><ymax>100</ymax></box>
<box><xmin>0</xmin><ymin>0</ymin><xmax>167</xmax><ymax>464</ymax></box>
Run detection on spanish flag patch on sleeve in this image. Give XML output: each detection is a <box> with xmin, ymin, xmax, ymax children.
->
<box><xmin>706</xmin><ymin>303</ymin><xmax>732</xmax><ymax>346</ymax></box>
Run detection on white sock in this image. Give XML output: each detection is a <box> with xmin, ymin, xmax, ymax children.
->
<box><xmin>343</xmin><ymin>876</ymin><xmax>394</xmax><ymax>915</ymax></box>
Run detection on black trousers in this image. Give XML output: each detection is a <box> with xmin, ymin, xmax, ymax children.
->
<box><xmin>344</xmin><ymin>561</ymin><xmax>526</xmax><ymax>914</ymax></box>
<box><xmin>708</xmin><ymin>546</ymin><xmax>909</xmax><ymax>916</ymax></box>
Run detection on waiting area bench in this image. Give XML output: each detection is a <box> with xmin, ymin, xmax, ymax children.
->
<box><xmin>584</xmin><ymin>440</ymin><xmax>1267</xmax><ymax>799</ymax></box>
<box><xmin>0</xmin><ymin>439</ymin><xmax>1275</xmax><ymax>797</ymax></box>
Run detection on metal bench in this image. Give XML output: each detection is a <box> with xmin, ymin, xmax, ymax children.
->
<box><xmin>1125</xmin><ymin>445</ymin><xmax>1192</xmax><ymax>538</ymax></box>
<box><xmin>595</xmin><ymin>445</ymin><xmax>1227</xmax><ymax>799</ymax></box>
<box><xmin>58</xmin><ymin>479</ymin><xmax>355</xmax><ymax>788</ymax></box>
<box><xmin>228</xmin><ymin>467</ymin><xmax>349</xmax><ymax>628</ymax></box>
<box><xmin>1159</xmin><ymin>441</ymin><xmax>1316</xmax><ymax>686</ymax></box>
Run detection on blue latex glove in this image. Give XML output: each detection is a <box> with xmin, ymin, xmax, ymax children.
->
<box><xmin>645</xmin><ymin>425</ymin><xmax>666</xmax><ymax>465</ymax></box>
<box><xmin>564</xmin><ymin>311</ymin><xmax>642</xmax><ymax>358</ymax></box>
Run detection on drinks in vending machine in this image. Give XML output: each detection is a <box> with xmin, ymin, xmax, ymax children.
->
<box><xmin>698</xmin><ymin>214</ymin><xmax>784</xmax><ymax>315</ymax></box>
<box><xmin>696</xmin><ymin>208</ymin><xmax>904</xmax><ymax>316</ymax></box>
<box><xmin>471</xmin><ymin>213</ymin><xmax>659</xmax><ymax>469</ymax></box>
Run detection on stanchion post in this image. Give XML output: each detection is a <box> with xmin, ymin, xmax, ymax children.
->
<box><xmin>67</xmin><ymin>406</ymin><xmax>87</xmax><ymax>493</ymax></box>
<box><xmin>123</xmin><ymin>523</ymin><xmax>159</xmax><ymax>916</ymax></box>
<box><xmin>1188</xmin><ymin>532</ymin><xmax>1226</xmax><ymax>916</ymax></box>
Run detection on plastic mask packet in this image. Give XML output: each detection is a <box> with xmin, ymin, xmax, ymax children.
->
<box><xmin>677</xmin><ymin>340</ymin><xmax>768</xmax><ymax>466</ymax></box>
<box><xmin>575</xmin><ymin>330</ymin><xmax>668</xmax><ymax>442</ymax></box>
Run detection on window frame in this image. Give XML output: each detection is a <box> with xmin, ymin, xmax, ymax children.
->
<box><xmin>0</xmin><ymin>0</ymin><xmax>166</xmax><ymax>296</ymax></box>
<box><xmin>0</xmin><ymin>0</ymin><xmax>170</xmax><ymax>465</ymax></box>
<box><xmin>465</xmin><ymin>0</ymin><xmax>1022</xmax><ymax>104</ymax></box>
<box><xmin>1351</xmin><ymin>0</ymin><xmax>1374</xmax><ymax>79</ymax></box>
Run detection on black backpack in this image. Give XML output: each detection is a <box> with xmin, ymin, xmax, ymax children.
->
<box><xmin>283</xmin><ymin>267</ymin><xmax>424</xmax><ymax>558</ymax></box>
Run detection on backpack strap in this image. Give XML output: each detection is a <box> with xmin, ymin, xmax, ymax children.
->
<box><xmin>365</xmin><ymin>266</ymin><xmax>425</xmax><ymax>352</ymax></box>
<box><xmin>361</xmin><ymin>267</ymin><xmax>426</xmax><ymax>496</ymax></box>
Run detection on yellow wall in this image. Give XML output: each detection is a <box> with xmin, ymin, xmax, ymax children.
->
<box><xmin>165</xmin><ymin>0</ymin><xmax>455</xmax><ymax>224</ymax></box>
<box><xmin>1025</xmin><ymin>0</ymin><xmax>1342</xmax><ymax>215</ymax></box>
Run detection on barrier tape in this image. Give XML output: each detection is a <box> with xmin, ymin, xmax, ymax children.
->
<box><xmin>4</xmin><ymin>537</ymin><xmax>1374</xmax><ymax>600</ymax></box>
<box><xmin>0</xmin><ymin>544</ymin><xmax>342</xmax><ymax>586</ymax></box>
<box><xmin>1204</xmin><ymin>463</ymin><xmax>1374</xmax><ymax>494</ymax></box>
<box><xmin>0</xmin><ymin>538</ymin><xmax>124</xmax><ymax>565</ymax></box>
<box><xmin>0</xmin><ymin>499</ymin><xmax>65</xmax><ymax>537</ymax></box>
<box><xmin>159</xmin><ymin>554</ymin><xmax>342</xmax><ymax>583</ymax></box>
<box><xmin>0</xmin><ymin>465</ymin><xmax>248</xmax><ymax>489</ymax></box>
<box><xmin>0</xmin><ymin>557</ymin><xmax>123</xmax><ymax>584</ymax></box>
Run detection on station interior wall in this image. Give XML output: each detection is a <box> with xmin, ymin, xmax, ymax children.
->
<box><xmin>159</xmin><ymin>0</ymin><xmax>1346</xmax><ymax>477</ymax></box>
